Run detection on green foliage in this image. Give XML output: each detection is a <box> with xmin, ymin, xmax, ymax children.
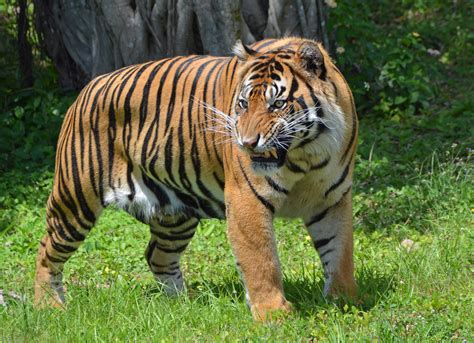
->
<box><xmin>0</xmin><ymin>0</ymin><xmax>75</xmax><ymax>172</ymax></box>
<box><xmin>330</xmin><ymin>0</ymin><xmax>473</xmax><ymax>117</ymax></box>
<box><xmin>0</xmin><ymin>78</ymin><xmax>75</xmax><ymax>172</ymax></box>
<box><xmin>0</xmin><ymin>1</ymin><xmax>19</xmax><ymax>98</ymax></box>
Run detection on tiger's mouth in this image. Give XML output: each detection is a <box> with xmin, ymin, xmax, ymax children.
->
<box><xmin>249</xmin><ymin>147</ymin><xmax>287</xmax><ymax>167</ymax></box>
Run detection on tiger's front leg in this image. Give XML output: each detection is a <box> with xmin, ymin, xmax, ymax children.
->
<box><xmin>304</xmin><ymin>188</ymin><xmax>357</xmax><ymax>299</ymax></box>
<box><xmin>225</xmin><ymin>164</ymin><xmax>291</xmax><ymax>321</ymax></box>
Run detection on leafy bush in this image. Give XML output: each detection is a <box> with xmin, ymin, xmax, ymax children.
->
<box><xmin>329</xmin><ymin>0</ymin><xmax>472</xmax><ymax>118</ymax></box>
<box><xmin>0</xmin><ymin>75</ymin><xmax>75</xmax><ymax>172</ymax></box>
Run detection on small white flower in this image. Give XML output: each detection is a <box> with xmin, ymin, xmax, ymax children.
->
<box><xmin>427</xmin><ymin>48</ymin><xmax>441</xmax><ymax>57</ymax></box>
<box><xmin>336</xmin><ymin>46</ymin><xmax>345</xmax><ymax>54</ymax></box>
<box><xmin>401</xmin><ymin>239</ymin><xmax>420</xmax><ymax>252</ymax></box>
<box><xmin>325</xmin><ymin>0</ymin><xmax>337</xmax><ymax>8</ymax></box>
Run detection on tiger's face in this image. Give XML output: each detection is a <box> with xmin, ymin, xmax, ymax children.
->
<box><xmin>232</xmin><ymin>41</ymin><xmax>330</xmax><ymax>173</ymax></box>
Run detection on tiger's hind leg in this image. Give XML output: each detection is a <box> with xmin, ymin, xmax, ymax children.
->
<box><xmin>34</xmin><ymin>191</ymin><xmax>101</xmax><ymax>307</ymax></box>
<box><xmin>145</xmin><ymin>215</ymin><xmax>199</xmax><ymax>295</ymax></box>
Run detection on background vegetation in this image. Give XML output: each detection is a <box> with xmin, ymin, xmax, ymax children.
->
<box><xmin>1</xmin><ymin>0</ymin><xmax>473</xmax><ymax>341</ymax></box>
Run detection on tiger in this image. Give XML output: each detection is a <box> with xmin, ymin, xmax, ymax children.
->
<box><xmin>34</xmin><ymin>37</ymin><xmax>358</xmax><ymax>321</ymax></box>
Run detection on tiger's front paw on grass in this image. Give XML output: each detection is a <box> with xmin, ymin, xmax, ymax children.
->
<box><xmin>34</xmin><ymin>290</ymin><xmax>66</xmax><ymax>310</ymax></box>
<box><xmin>251</xmin><ymin>298</ymin><xmax>293</xmax><ymax>322</ymax></box>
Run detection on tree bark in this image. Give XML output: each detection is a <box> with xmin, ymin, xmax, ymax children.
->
<box><xmin>34</xmin><ymin>0</ymin><xmax>332</xmax><ymax>90</ymax></box>
<box><xmin>17</xmin><ymin>0</ymin><xmax>34</xmax><ymax>88</ymax></box>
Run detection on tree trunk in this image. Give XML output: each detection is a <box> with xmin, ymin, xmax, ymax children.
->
<box><xmin>34</xmin><ymin>0</ymin><xmax>332</xmax><ymax>91</ymax></box>
<box><xmin>17</xmin><ymin>0</ymin><xmax>34</xmax><ymax>88</ymax></box>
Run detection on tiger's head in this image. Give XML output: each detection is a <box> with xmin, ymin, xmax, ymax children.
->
<box><xmin>231</xmin><ymin>39</ymin><xmax>344</xmax><ymax>173</ymax></box>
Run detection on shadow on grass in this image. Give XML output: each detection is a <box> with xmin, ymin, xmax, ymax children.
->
<box><xmin>284</xmin><ymin>270</ymin><xmax>394</xmax><ymax>315</ymax></box>
<box><xmin>141</xmin><ymin>269</ymin><xmax>395</xmax><ymax>317</ymax></box>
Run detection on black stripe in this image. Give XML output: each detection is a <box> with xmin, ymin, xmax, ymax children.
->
<box><xmin>69</xmin><ymin>120</ymin><xmax>96</xmax><ymax>224</ymax></box>
<box><xmin>325</xmin><ymin>157</ymin><xmax>351</xmax><ymax>197</ymax></box>
<box><xmin>141</xmin><ymin>172</ymin><xmax>170</xmax><ymax>207</ymax></box>
<box><xmin>288</xmin><ymin>77</ymin><xmax>299</xmax><ymax>100</ymax></box>
<box><xmin>155</xmin><ymin>242</ymin><xmax>189</xmax><ymax>254</ymax></box>
<box><xmin>177</xmin><ymin>107</ymin><xmax>193</xmax><ymax>190</ymax></box>
<box><xmin>140</xmin><ymin>58</ymin><xmax>181</xmax><ymax>166</ymax></box>
<box><xmin>122</xmin><ymin>63</ymin><xmax>153</xmax><ymax>167</ymax></box>
<box><xmin>306</xmin><ymin>186</ymin><xmax>352</xmax><ymax>227</ymax></box>
<box><xmin>238</xmin><ymin>157</ymin><xmax>275</xmax><ymax>213</ymax></box>
<box><xmin>265</xmin><ymin>176</ymin><xmax>289</xmax><ymax>194</ymax></box>
<box><xmin>208</xmin><ymin>61</ymin><xmax>228</xmax><ymax>169</ymax></box>
<box><xmin>107</xmin><ymin>87</ymin><xmax>118</xmax><ymax>188</ymax></box>
<box><xmin>189</xmin><ymin>128</ymin><xmax>223</xmax><ymax>217</ymax></box>
<box><xmin>228</xmin><ymin>58</ymin><xmax>238</xmax><ymax>85</ymax></box>
<box><xmin>90</xmin><ymin>85</ymin><xmax>108</xmax><ymax>205</ymax></box>
<box><xmin>163</xmin><ymin>127</ymin><xmax>179</xmax><ymax>187</ymax></box>
<box><xmin>154</xmin><ymin>271</ymin><xmax>178</xmax><ymax>276</ymax></box>
<box><xmin>170</xmin><ymin>222</ymin><xmax>199</xmax><ymax>235</ymax></box>
<box><xmin>274</xmin><ymin>61</ymin><xmax>284</xmax><ymax>72</ymax></box>
<box><xmin>143</xmin><ymin>57</ymin><xmax>187</xmax><ymax>168</ymax></box>
<box><xmin>186</xmin><ymin>59</ymin><xmax>218</xmax><ymax>139</ymax></box>
<box><xmin>336</xmin><ymin>66</ymin><xmax>358</xmax><ymax>163</ymax></box>
<box><xmin>306</xmin><ymin>208</ymin><xmax>329</xmax><ymax>227</ymax></box>
<box><xmin>50</xmin><ymin>237</ymin><xmax>77</xmax><ymax>254</ymax></box>
<box><xmin>330</xmin><ymin>81</ymin><xmax>338</xmax><ymax>96</ymax></box>
<box><xmin>45</xmin><ymin>251</ymin><xmax>68</xmax><ymax>263</ymax></box>
<box><xmin>151</xmin><ymin>230</ymin><xmax>196</xmax><ymax>242</ymax></box>
<box><xmin>167</xmin><ymin>56</ymin><xmax>207</xmax><ymax>132</ymax></box>
<box><xmin>286</xmin><ymin>159</ymin><xmax>306</xmax><ymax>173</ymax></box>
<box><xmin>313</xmin><ymin>235</ymin><xmax>336</xmax><ymax>250</ymax></box>
<box><xmin>157</xmin><ymin>217</ymin><xmax>192</xmax><ymax>228</ymax></box>
<box><xmin>87</xmin><ymin>128</ymin><xmax>99</xmax><ymax>198</ymax></box>
<box><xmin>249</xmin><ymin>63</ymin><xmax>269</xmax><ymax>73</ymax></box>
<box><xmin>113</xmin><ymin>64</ymin><xmax>142</xmax><ymax>108</ymax></box>
<box><xmin>146</xmin><ymin>240</ymin><xmax>157</xmax><ymax>264</ymax></box>
<box><xmin>213</xmin><ymin>172</ymin><xmax>225</xmax><ymax>191</ymax></box>
<box><xmin>149</xmin><ymin>261</ymin><xmax>167</xmax><ymax>268</ymax></box>
<box><xmin>50</xmin><ymin>198</ymin><xmax>87</xmax><ymax>242</ymax></box>
<box><xmin>319</xmin><ymin>248</ymin><xmax>334</xmax><ymax>259</ymax></box>
<box><xmin>341</xmin><ymin>109</ymin><xmax>357</xmax><ymax>163</ymax></box>
<box><xmin>253</xmin><ymin>39</ymin><xmax>277</xmax><ymax>51</ymax></box>
<box><xmin>56</xmin><ymin>173</ymin><xmax>93</xmax><ymax>231</ymax></box>
<box><xmin>138</xmin><ymin>60</ymin><xmax>169</xmax><ymax>132</ymax></box>
<box><xmin>310</xmin><ymin>157</ymin><xmax>330</xmax><ymax>170</ymax></box>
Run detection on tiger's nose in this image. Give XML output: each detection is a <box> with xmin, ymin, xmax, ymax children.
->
<box><xmin>241</xmin><ymin>134</ymin><xmax>260</xmax><ymax>150</ymax></box>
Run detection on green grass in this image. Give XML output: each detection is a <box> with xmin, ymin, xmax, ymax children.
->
<box><xmin>0</xmin><ymin>102</ymin><xmax>473</xmax><ymax>341</ymax></box>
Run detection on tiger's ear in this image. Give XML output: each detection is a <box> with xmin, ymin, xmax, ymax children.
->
<box><xmin>297</xmin><ymin>42</ymin><xmax>327</xmax><ymax>80</ymax></box>
<box><xmin>233</xmin><ymin>40</ymin><xmax>257</xmax><ymax>62</ymax></box>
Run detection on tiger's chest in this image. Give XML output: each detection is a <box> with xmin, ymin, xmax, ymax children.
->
<box><xmin>275</xmin><ymin>153</ymin><xmax>350</xmax><ymax>220</ymax></box>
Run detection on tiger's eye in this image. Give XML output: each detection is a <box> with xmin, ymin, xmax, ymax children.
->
<box><xmin>273</xmin><ymin>100</ymin><xmax>286</xmax><ymax>109</ymax></box>
<box><xmin>239</xmin><ymin>99</ymin><xmax>248</xmax><ymax>109</ymax></box>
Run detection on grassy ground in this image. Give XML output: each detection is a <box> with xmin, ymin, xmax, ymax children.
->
<box><xmin>0</xmin><ymin>97</ymin><xmax>472</xmax><ymax>341</ymax></box>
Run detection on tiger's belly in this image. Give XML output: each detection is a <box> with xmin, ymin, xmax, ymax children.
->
<box><xmin>104</xmin><ymin>164</ymin><xmax>226</xmax><ymax>222</ymax></box>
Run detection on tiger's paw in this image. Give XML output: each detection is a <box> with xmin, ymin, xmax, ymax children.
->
<box><xmin>251</xmin><ymin>298</ymin><xmax>293</xmax><ymax>322</ymax></box>
<box><xmin>155</xmin><ymin>270</ymin><xmax>185</xmax><ymax>296</ymax></box>
<box><xmin>324</xmin><ymin>274</ymin><xmax>358</xmax><ymax>302</ymax></box>
<box><xmin>34</xmin><ymin>271</ymin><xmax>66</xmax><ymax>309</ymax></box>
<box><xmin>34</xmin><ymin>284</ymin><xmax>66</xmax><ymax>309</ymax></box>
